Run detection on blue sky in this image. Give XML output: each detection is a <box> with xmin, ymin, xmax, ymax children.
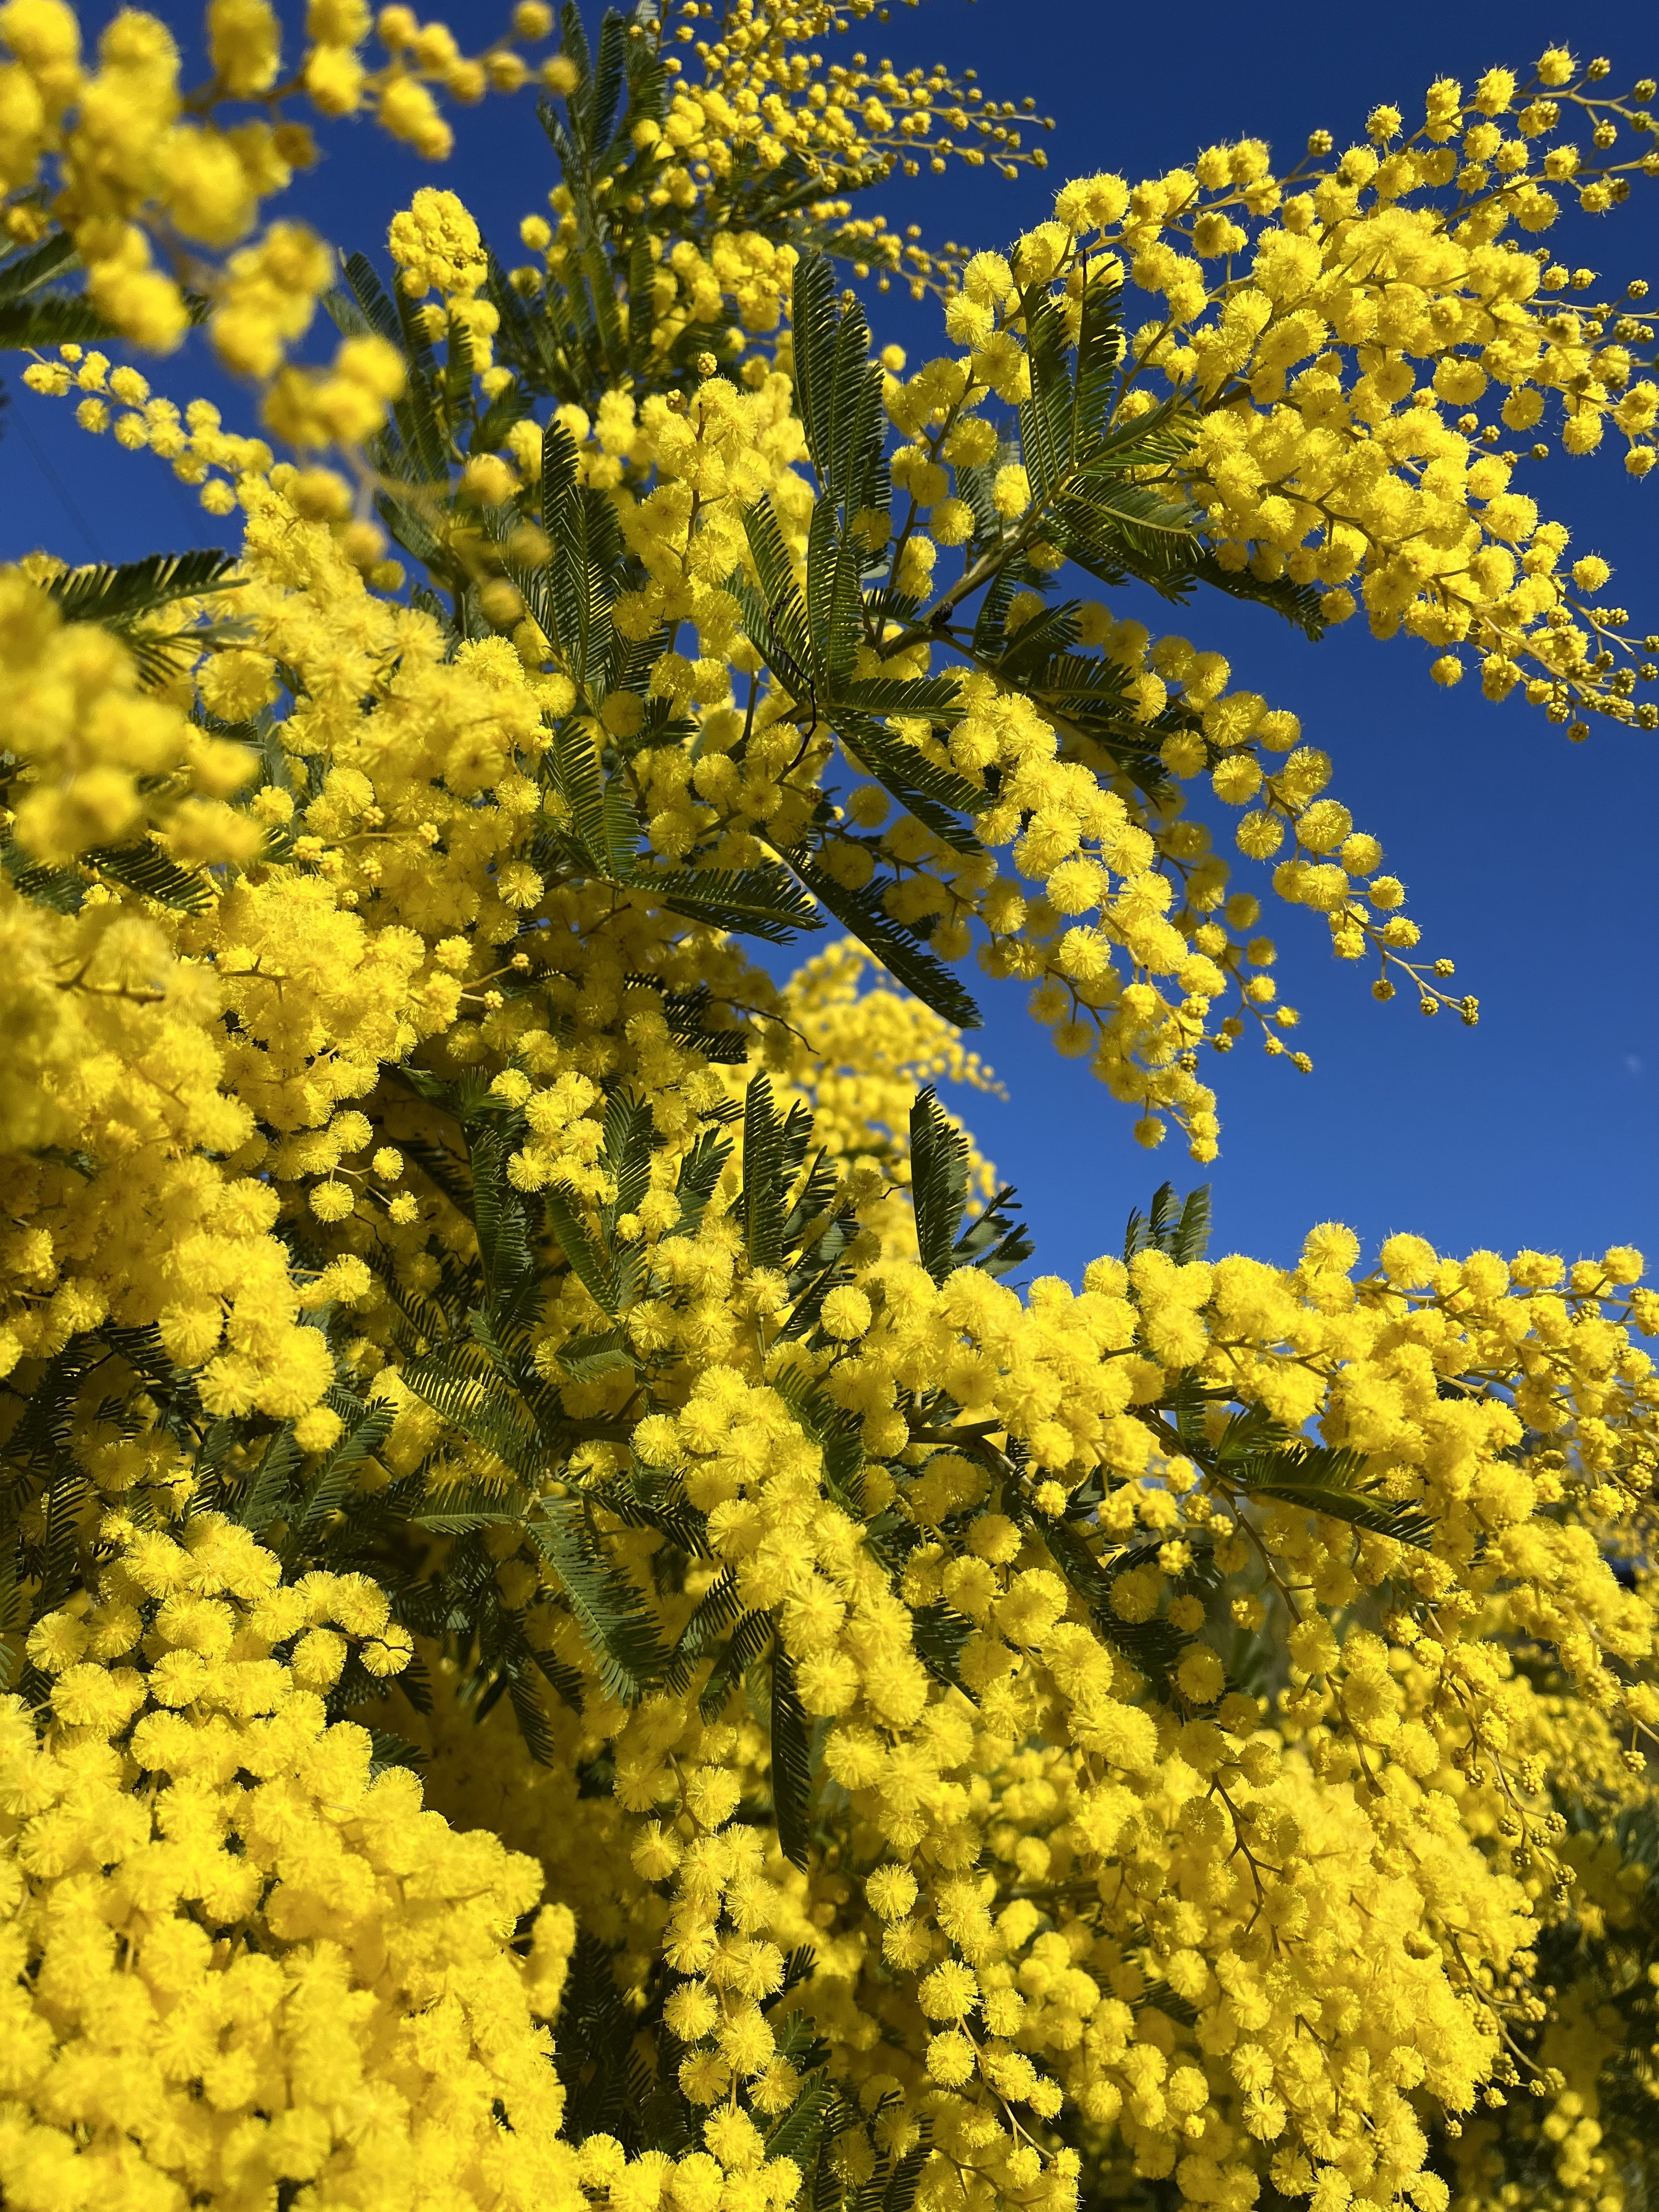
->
<box><xmin>4</xmin><ymin>0</ymin><xmax>1656</xmax><ymax>1283</ymax></box>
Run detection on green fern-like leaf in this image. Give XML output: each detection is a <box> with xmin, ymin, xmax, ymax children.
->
<box><xmin>545</xmin><ymin>1188</ymin><xmax>620</xmax><ymax>1317</ymax></box>
<box><xmin>1243</xmin><ymin>1480</ymin><xmax>1434</xmax><ymax>1549</ymax></box>
<box><xmin>766</xmin><ymin>2083</ymin><xmax>836</xmax><ymax>2168</ymax></box>
<box><xmin>950</xmin><ymin>1187</ymin><xmax>1034</xmax><ymax>1282</ymax></box>
<box><xmin>1042</xmin><ymin>1516</ymin><xmax>1189</xmax><ymax>1694</ymax></box>
<box><xmin>0</xmin><ymin>231</ymin><xmax>77</xmax><ymax>306</ymax></box>
<box><xmin>0</xmin><ymin>292</ymin><xmax>122</xmax><ymax>346</ymax></box>
<box><xmin>805</xmin><ymin>500</ymin><xmax>864</xmax><ymax>685</ymax></box>
<box><xmin>789</xmin><ymin>855</ymin><xmax>981</xmax><ymax>1030</ymax></box>
<box><xmin>770</xmin><ymin>1641</ymin><xmax>815</xmax><ymax>1870</ymax></box>
<box><xmin>768</xmin><ymin>1363</ymin><xmax>865</xmax><ymax>1516</ymax></box>
<box><xmin>236</xmin><ymin>1425</ymin><xmax>306</xmax><ymax>1534</ymax></box>
<box><xmin>741</xmin><ymin>1073</ymin><xmax>788</xmax><ymax>1273</ymax></box>
<box><xmin>698</xmin><ymin>1606</ymin><xmax>773</xmax><ymax>1722</ymax></box>
<box><xmin>86</xmin><ymin>839</ymin><xmax>217</xmax><ymax>915</ymax></box>
<box><xmin>530</xmin><ymin>1502</ymin><xmax>670</xmax><ymax>1705</ymax></box>
<box><xmin>1124</xmin><ymin>1181</ymin><xmax>1211</xmax><ymax>1266</ymax></box>
<box><xmin>47</xmin><ymin>548</ymin><xmax>239</xmax><ymax>628</ymax></box>
<box><xmin>652</xmin><ymin>862</ymin><xmax>821</xmax><ymax>945</ymax></box>
<box><xmin>836</xmin><ymin>675</ymin><xmax>964</xmax><ymax>720</ymax></box>
<box><xmin>673</xmin><ymin>1121</ymin><xmax>734</xmax><ymax>1240</ymax></box>
<box><xmin>669</xmin><ymin>1566</ymin><xmax>743</xmax><ymax>1685</ymax></box>
<box><xmin>554</xmin><ymin>1328</ymin><xmax>637</xmax><ymax>1381</ymax></box>
<box><xmin>830</xmin><ymin>714</ymin><xmax>986</xmax><ymax>856</ymax></box>
<box><xmin>400</xmin><ymin>1352</ymin><xmax>543</xmax><ymax>1474</ymax></box>
<box><xmin>1</xmin><ymin>834</ymin><xmax>84</xmax><ymax>913</ymax></box>
<box><xmin>1238</xmin><ymin>1444</ymin><xmax>1435</xmax><ymax>1550</ymax></box>
<box><xmin>910</xmin><ymin>1085</ymin><xmax>970</xmax><ymax>1286</ymax></box>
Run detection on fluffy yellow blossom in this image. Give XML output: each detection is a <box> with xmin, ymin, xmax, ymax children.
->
<box><xmin>0</xmin><ymin>0</ymin><xmax>556</xmax><ymax>361</ymax></box>
<box><xmin>0</xmin><ymin>1516</ymin><xmax>582</xmax><ymax>2212</ymax></box>
<box><xmin>1</xmin><ymin>14</ymin><xmax>1656</xmax><ymax>2212</ymax></box>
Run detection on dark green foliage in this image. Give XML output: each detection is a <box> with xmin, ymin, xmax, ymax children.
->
<box><xmin>1236</xmin><ymin>1448</ymin><xmax>1436</xmax><ymax>1549</ymax></box>
<box><xmin>1006</xmin><ymin>268</ymin><xmax>1328</xmax><ymax>647</ymax></box>
<box><xmin>0</xmin><ymin>1552</ymin><xmax>23</xmax><ymax>1691</ymax></box>
<box><xmin>830</xmin><ymin>713</ymin><xmax>986</xmax><ymax>855</ymax></box>
<box><xmin>280</xmin><ymin>1397</ymin><xmax>396</xmax><ymax>1567</ymax></box>
<box><xmin>910</xmin><ymin>1086</ymin><xmax>1033</xmax><ymax>1284</ymax></box>
<box><xmin>401</xmin><ymin>1350</ymin><xmax>543</xmax><ymax>1476</ymax></box>
<box><xmin>637</xmin><ymin>980</ymin><xmax>752</xmax><ymax>1064</ymax></box>
<box><xmin>589</xmin><ymin>1466</ymin><xmax>708</xmax><ymax>1559</ymax></box>
<box><xmin>673</xmin><ymin>1121</ymin><xmax>734</xmax><ymax>1238</ymax></box>
<box><xmin>738</xmin><ymin>497</ymin><xmax>816</xmax><ymax>692</ymax></box>
<box><xmin>911</xmin><ymin>1601</ymin><xmax>974</xmax><ymax>1695</ymax></box>
<box><xmin>1018</xmin><ymin>267</ymin><xmax>1126</xmax><ymax>500</ymax></box>
<box><xmin>551</xmin><ymin>1932</ymin><xmax>646</xmax><ymax>2143</ymax></box>
<box><xmin>1244</xmin><ymin>1476</ymin><xmax>1435</xmax><ymax>1548</ymax></box>
<box><xmin>910</xmin><ymin>1083</ymin><xmax>979</xmax><ymax>1284</ymax></box>
<box><xmin>729</xmin><ymin>1074</ymin><xmax>868</xmax><ymax>1346</ymax></box>
<box><xmin>808</xmin><ymin>500</ymin><xmax>864</xmax><ymax>686</ymax></box>
<box><xmin>553</xmin><ymin>1328</ymin><xmax>636</xmax><ymax>1383</ymax></box>
<box><xmin>529</xmin><ymin>1502</ymin><xmax>671</xmax><ymax>1705</ymax></box>
<box><xmin>85</xmin><ymin>840</ymin><xmax>218</xmax><ymax>914</ymax></box>
<box><xmin>790</xmin><ymin>855</ymin><xmax>981</xmax><ymax>1028</ymax></box>
<box><xmin>523</xmin><ymin>599</ymin><xmax>821</xmax><ymax>946</ymax></box>
<box><xmin>535</xmin><ymin>420</ymin><xmax>627</xmax><ymax>690</ymax></box>
<box><xmin>740</xmin><ymin>1073</ymin><xmax>811</xmax><ymax>1272</ymax></box>
<box><xmin>1</xmin><ymin>833</ymin><xmax>87</xmax><ymax>913</ymax></box>
<box><xmin>1041</xmin><ymin>1511</ymin><xmax>1190</xmax><ymax>1695</ymax></box>
<box><xmin>229</xmin><ymin>1424</ymin><xmax>303</xmax><ymax>1531</ymax></box>
<box><xmin>1203</xmin><ymin>1400</ymin><xmax>1436</xmax><ymax>1548</ymax></box>
<box><xmin>1124</xmin><ymin>1179</ymin><xmax>1212</xmax><ymax>1266</ymax></box>
<box><xmin>0</xmin><ymin>292</ymin><xmax>119</xmax><ymax>347</ymax></box>
<box><xmin>668</xmin><ymin>1565</ymin><xmax>742</xmax><ymax>1680</ymax></box>
<box><xmin>0</xmin><ymin>831</ymin><xmax>218</xmax><ymax>918</ymax></box>
<box><xmin>45</xmin><ymin>547</ymin><xmax>239</xmax><ymax>627</ymax></box>
<box><xmin>792</xmin><ymin>252</ymin><xmax>889</xmax><ymax>528</ymax></box>
<box><xmin>411</xmin><ymin>1479</ymin><xmax>535</xmax><ymax>1533</ymax></box>
<box><xmin>544</xmin><ymin>1189</ymin><xmax>625</xmax><ymax>1318</ymax></box>
<box><xmin>0</xmin><ymin>232</ymin><xmax>170</xmax><ymax>346</ymax></box>
<box><xmin>719</xmin><ymin>261</ymin><xmax>1007</xmax><ymax>996</ymax></box>
<box><xmin>731</xmin><ymin>494</ymin><xmax>986</xmax><ymax>860</ymax></box>
<box><xmin>950</xmin><ymin>1185</ymin><xmax>1034</xmax><ymax>1280</ymax></box>
<box><xmin>873</xmin><ymin>2132</ymin><xmax>932</xmax><ymax>2212</ymax></box>
<box><xmin>769</xmin><ymin>1640</ymin><xmax>815</xmax><ymax>1869</ymax></box>
<box><xmin>18</xmin><ymin>544</ymin><xmax>245</xmax><ymax>694</ymax></box>
<box><xmin>767</xmin><ymin>2082</ymin><xmax>837</xmax><ymax>2165</ymax></box>
<box><xmin>697</xmin><ymin>1606</ymin><xmax>772</xmax><ymax>1722</ymax></box>
<box><xmin>1187</xmin><ymin>548</ymin><xmax>1327</xmax><ymax>639</ymax></box>
<box><xmin>774</xmin><ymin>1947</ymin><xmax>817</xmax><ymax>2005</ymax></box>
<box><xmin>770</xmin><ymin>1364</ymin><xmax>865</xmax><ymax>1517</ymax></box>
<box><xmin>467</xmin><ymin>1110</ymin><xmax>540</xmax><ymax>1335</ymax></box>
<box><xmin>367</xmin><ymin>1729</ymin><xmax>428</xmax><ymax>1779</ymax></box>
<box><xmin>0</xmin><ymin>233</ymin><xmax>212</xmax><ymax>349</ymax></box>
<box><xmin>652</xmin><ymin>866</ymin><xmax>820</xmax><ymax>946</ymax></box>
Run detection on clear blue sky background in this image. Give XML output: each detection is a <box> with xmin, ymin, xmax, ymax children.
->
<box><xmin>4</xmin><ymin>0</ymin><xmax>1656</xmax><ymax>1283</ymax></box>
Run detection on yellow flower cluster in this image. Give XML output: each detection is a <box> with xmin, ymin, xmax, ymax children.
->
<box><xmin>18</xmin><ymin>347</ymin><xmax>273</xmax><ymax>516</ymax></box>
<box><xmin>1</xmin><ymin>13</ymin><xmax>1657</xmax><ymax>2212</ymax></box>
<box><xmin>513</xmin><ymin>193</ymin><xmax>805</xmax><ymax>357</ymax></box>
<box><xmin>1447</xmin><ymin>1684</ymin><xmax>1659</xmax><ymax>2212</ymax></box>
<box><xmin>763</xmin><ymin>937</ymin><xmax>1002</xmax><ymax>1229</ymax></box>
<box><xmin>659</xmin><ymin>0</ymin><xmax>1053</xmax><ymax>191</ymax></box>
<box><xmin>0</xmin><ymin>880</ymin><xmax>285</xmax><ymax>1395</ymax></box>
<box><xmin>1</xmin><ymin>1513</ymin><xmax>583</xmax><ymax>2212</ymax></box>
<box><xmin>0</xmin><ymin>561</ymin><xmax>259</xmax><ymax>861</ymax></box>
<box><xmin>351</xmin><ymin>1178</ymin><xmax>1658</xmax><ymax>2212</ymax></box>
<box><xmin>0</xmin><ymin>0</ymin><xmax>557</xmax><ymax>360</ymax></box>
<box><xmin>10</xmin><ymin>341</ymin><xmax>1362</xmax><ymax>1152</ymax></box>
<box><xmin>1007</xmin><ymin>49</ymin><xmax>1659</xmax><ymax>734</ymax></box>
